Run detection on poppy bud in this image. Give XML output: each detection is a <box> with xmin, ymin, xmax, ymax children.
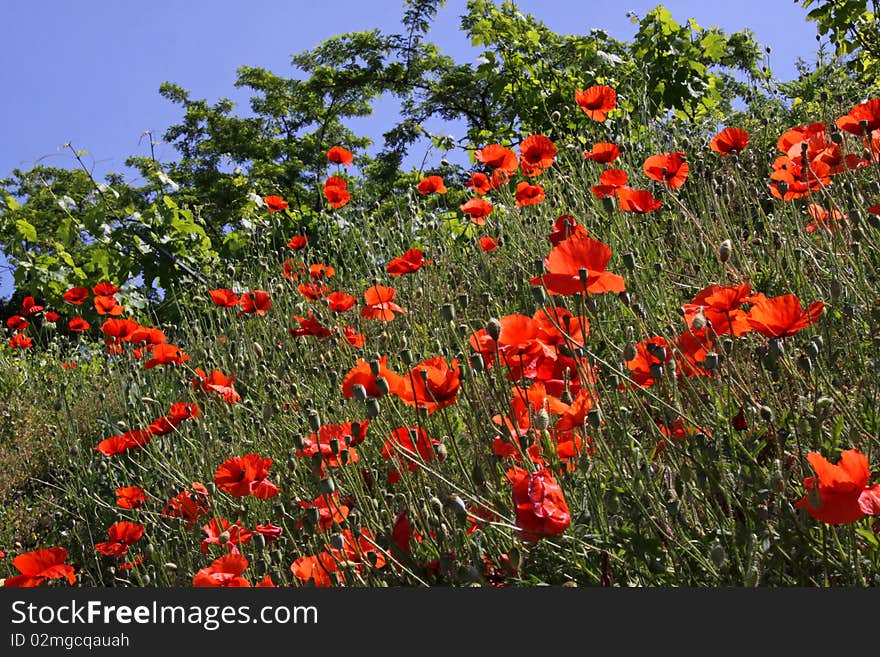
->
<box><xmin>721</xmin><ymin>337</ymin><xmax>734</xmax><ymax>355</ymax></box>
<box><xmin>623</xmin><ymin>342</ymin><xmax>637</xmax><ymax>361</ymax></box>
<box><xmin>320</xmin><ymin>477</ymin><xmax>336</xmax><ymax>495</ymax></box>
<box><xmin>691</xmin><ymin>311</ymin><xmax>707</xmax><ymax>331</ymax></box>
<box><xmin>253</xmin><ymin>342</ymin><xmax>264</xmax><ymax>360</ymax></box>
<box><xmin>369</xmin><ymin>359</ymin><xmax>381</xmax><ymax>375</ymax></box>
<box><xmin>532</xmin><ymin>258</ymin><xmax>545</xmax><ymax>276</ymax></box>
<box><xmin>759</xmin><ymin>405</ymin><xmax>774</xmax><ymax>423</ymax></box>
<box><xmin>804</xmin><ymin>341</ymin><xmax>820</xmax><ymax>359</ymax></box>
<box><xmin>163</xmin><ymin>562</ymin><xmax>178</xmax><ymax>573</ymax></box>
<box><xmin>375</xmin><ymin>375</ymin><xmax>390</xmax><ymax>395</ymax></box>
<box><xmin>440</xmin><ymin>303</ymin><xmax>455</xmax><ymax>322</ymax></box>
<box><xmin>470</xmin><ymin>353</ymin><xmax>485</xmax><ymax>372</ymax></box>
<box><xmin>353</xmin><ymin>384</ymin><xmax>368</xmax><ymax>401</ymax></box>
<box><xmin>710</xmin><ymin>543</ymin><xmax>727</xmax><ymax>568</ymax></box>
<box><xmin>588</xmin><ymin>408</ymin><xmax>602</xmax><ymax>429</ymax></box>
<box><xmin>718</xmin><ymin>239</ymin><xmax>732</xmax><ymax>263</ymax></box>
<box><xmin>339</xmin><ymin>448</ymin><xmax>350</xmax><ymax>465</ymax></box>
<box><xmin>533</xmin><ymin>408</ymin><xmax>550</xmax><ymax>431</ymax></box>
<box><xmin>329</xmin><ymin>438</ymin><xmax>340</xmax><ymax>455</ymax></box>
<box><xmin>532</xmin><ymin>286</ymin><xmax>548</xmax><ymax>305</ymax></box>
<box><xmin>649</xmin><ymin>363</ymin><xmax>664</xmax><ymax>380</ymax></box>
<box><xmin>458</xmin><ymin>293</ymin><xmax>469</xmax><ymax>308</ymax></box>
<box><xmin>329</xmin><ymin>533</ymin><xmax>345</xmax><ymax>551</ymax></box>
<box><xmin>399</xmin><ymin>348</ymin><xmax>413</xmax><ymax>365</ymax></box>
<box><xmin>768</xmin><ymin>338</ymin><xmax>784</xmax><ymax>362</ymax></box>
<box><xmin>646</xmin><ymin>343</ymin><xmax>667</xmax><ymax>361</ymax></box>
<box><xmin>859</xmin><ymin>119</ymin><xmax>870</xmax><ymax>133</ymax></box>
<box><xmin>814</xmin><ymin>396</ymin><xmax>833</xmax><ymax>416</ymax></box>
<box><xmin>486</xmin><ymin>318</ymin><xmax>502</xmax><ymax>341</ymax></box>
<box><xmin>365</xmin><ymin>398</ymin><xmax>380</xmax><ymax>419</ymax></box>
<box><xmin>796</xmin><ymin>355</ymin><xmax>812</xmax><ymax>374</ymax></box>
<box><xmin>808</xmin><ymin>485</ymin><xmax>823</xmax><ymax>511</ymax></box>
<box><xmin>307</xmin><ymin>410</ymin><xmax>321</xmax><ymax>431</ymax></box>
<box><xmin>218</xmin><ymin>531</ymin><xmax>231</xmax><ymax>544</ymax></box>
<box><xmin>704</xmin><ymin>352</ymin><xmax>719</xmax><ymax>371</ymax></box>
<box><xmin>435</xmin><ymin>442</ymin><xmax>448</xmax><ymax>461</ymax></box>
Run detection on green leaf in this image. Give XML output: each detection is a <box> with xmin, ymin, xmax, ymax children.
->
<box><xmin>700</xmin><ymin>33</ymin><xmax>727</xmax><ymax>61</ymax></box>
<box><xmin>15</xmin><ymin>219</ymin><xmax>37</xmax><ymax>241</ymax></box>
<box><xmin>4</xmin><ymin>194</ymin><xmax>20</xmax><ymax>211</ymax></box>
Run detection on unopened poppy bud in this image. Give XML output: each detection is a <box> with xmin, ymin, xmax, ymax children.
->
<box><xmin>533</xmin><ymin>408</ymin><xmax>550</xmax><ymax>431</ymax></box>
<box><xmin>532</xmin><ymin>285</ymin><xmax>548</xmax><ymax>304</ymax></box>
<box><xmin>588</xmin><ymin>408</ymin><xmax>602</xmax><ymax>429</ymax></box>
<box><xmin>218</xmin><ymin>531</ymin><xmax>231</xmax><ymax>544</ymax></box>
<box><xmin>329</xmin><ymin>438</ymin><xmax>340</xmax><ymax>454</ymax></box>
<box><xmin>618</xmin><ymin>290</ymin><xmax>631</xmax><ymax>306</ymax></box>
<box><xmin>307</xmin><ymin>409</ymin><xmax>321</xmax><ymax>431</ymax></box>
<box><xmin>329</xmin><ymin>533</ymin><xmax>345</xmax><ymax>551</ymax></box>
<box><xmin>796</xmin><ymin>355</ymin><xmax>812</xmax><ymax>374</ymax></box>
<box><xmin>718</xmin><ymin>239</ymin><xmax>732</xmax><ymax>263</ymax></box>
<box><xmin>253</xmin><ymin>532</ymin><xmax>266</xmax><ymax>549</ymax></box>
<box><xmin>623</xmin><ymin>342</ymin><xmax>637</xmax><ymax>361</ymax></box>
<box><xmin>721</xmin><ymin>337</ymin><xmax>734</xmax><ymax>355</ymax></box>
<box><xmin>440</xmin><ymin>303</ymin><xmax>455</xmax><ymax>322</ymax></box>
<box><xmin>320</xmin><ymin>477</ymin><xmax>336</xmax><ymax>495</ymax></box>
<box><xmin>429</xmin><ymin>496</ymin><xmax>444</xmax><ymax>516</ymax></box>
<box><xmin>419</xmin><ymin>368</ymin><xmax>429</xmax><ymax>383</ymax></box>
<box><xmin>399</xmin><ymin>348</ymin><xmax>413</xmax><ymax>366</ymax></box>
<box><xmin>769</xmin><ymin>471</ymin><xmax>785</xmax><ymax>494</ymax></box>
<box><xmin>532</xmin><ymin>259</ymin><xmax>545</xmax><ymax>276</ymax></box>
<box><xmin>253</xmin><ymin>342</ymin><xmax>264</xmax><ymax>359</ymax></box>
<box><xmin>704</xmin><ymin>352</ymin><xmax>719</xmax><ymax>370</ymax></box>
<box><xmin>561</xmin><ymin>388</ymin><xmax>573</xmax><ymax>404</ymax></box>
<box><xmin>365</xmin><ymin>398</ymin><xmax>380</xmax><ymax>419</ymax></box>
<box><xmin>163</xmin><ymin>562</ymin><xmax>178</xmax><ymax>572</ymax></box>
<box><xmin>352</xmin><ymin>384</ymin><xmax>368</xmax><ymax>401</ymax></box>
<box><xmin>691</xmin><ymin>311</ymin><xmax>707</xmax><ymax>331</ymax></box>
<box><xmin>435</xmin><ymin>442</ymin><xmax>448</xmax><ymax>461</ymax></box>
<box><xmin>486</xmin><ymin>318</ymin><xmax>502</xmax><ymax>340</ymax></box>
<box><xmin>339</xmin><ymin>448</ymin><xmax>350</xmax><ymax>465</ymax></box>
<box><xmin>759</xmin><ymin>405</ymin><xmax>774</xmax><ymax>423</ymax></box>
<box><xmin>814</xmin><ymin>396</ymin><xmax>833</xmax><ymax>416</ymax></box>
<box><xmin>369</xmin><ymin>359</ymin><xmax>381</xmax><ymax>375</ymax></box>
<box><xmin>550</xmin><ymin>110</ymin><xmax>561</xmax><ymax>123</ymax></box>
<box><xmin>470</xmin><ymin>352</ymin><xmax>485</xmax><ymax>372</ymax></box>
<box><xmin>647</xmin><ymin>343</ymin><xmax>667</xmax><ymax>361</ymax></box>
<box><xmin>457</xmin><ymin>293</ymin><xmax>469</xmax><ymax>308</ymax></box>
<box><xmin>622</xmin><ymin>252</ymin><xmax>636</xmax><ymax>271</ymax></box>
<box><xmin>649</xmin><ymin>363</ymin><xmax>664</xmax><ymax>380</ymax></box>
<box><xmin>768</xmin><ymin>339</ymin><xmax>784</xmax><ymax>362</ymax></box>
<box><xmin>375</xmin><ymin>376</ymin><xmax>390</xmax><ymax>395</ymax></box>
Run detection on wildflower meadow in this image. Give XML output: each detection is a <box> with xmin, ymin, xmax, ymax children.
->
<box><xmin>2</xmin><ymin>0</ymin><xmax>880</xmax><ymax>589</ymax></box>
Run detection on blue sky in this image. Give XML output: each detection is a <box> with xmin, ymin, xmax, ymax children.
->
<box><xmin>0</xmin><ymin>0</ymin><xmax>823</xmax><ymax>299</ymax></box>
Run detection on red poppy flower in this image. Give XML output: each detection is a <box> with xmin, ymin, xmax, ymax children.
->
<box><xmin>7</xmin><ymin>333</ymin><xmax>31</xmax><ymax>349</ymax></box>
<box><xmin>769</xmin><ymin>156</ymin><xmax>831</xmax><ymax>200</ymax></box>
<box><xmin>643</xmin><ymin>152</ymin><xmax>689</xmax><ymax>189</ymax></box>
<box><xmin>214</xmin><ymin>453</ymin><xmax>279</xmax><ymax>499</ymax></box>
<box><xmin>395</xmin><ymin>356</ymin><xmax>461</xmax><ymax>415</ymax></box>
<box><xmin>341</xmin><ymin>325</ymin><xmax>365</xmax><ymax>348</ymax></box>
<box><xmin>201</xmin><ymin>518</ymin><xmax>253</xmax><ymax>554</ymax></box>
<box><xmin>616</xmin><ymin>187</ymin><xmax>662</xmax><ymax>213</ymax></box>
<box><xmin>63</xmin><ymin>286</ymin><xmax>89</xmax><ymax>305</ymax></box>
<box><xmin>263</xmin><ymin>195</ymin><xmax>288</xmax><ymax>213</ymax></box>
<box><xmin>193</xmin><ymin>368</ymin><xmax>241</xmax><ymax>404</ymax></box>
<box><xmin>474</xmin><ymin>144</ymin><xmax>519</xmax><ymax>173</ymax></box>
<box><xmin>2</xmin><ymin>547</ymin><xmax>76</xmax><ymax>587</ymax></box>
<box><xmin>710</xmin><ymin>127</ymin><xmax>750</xmax><ymax>156</ymax></box>
<box><xmin>95</xmin><ymin>521</ymin><xmax>145</xmax><ymax>557</ymax></box>
<box><xmin>796</xmin><ymin>449</ymin><xmax>880</xmax><ymax>524</ymax></box>
<box><xmin>466</xmin><ymin>172</ymin><xmax>493</xmax><ymax>195</ymax></box>
<box><xmin>746</xmin><ymin>294</ymin><xmax>824</xmax><ymax>338</ymax></box>
<box><xmin>681</xmin><ymin>283</ymin><xmax>752</xmax><ymax>337</ymax></box>
<box><xmin>20</xmin><ymin>296</ymin><xmax>43</xmax><ymax>315</ymax></box>
<box><xmin>806</xmin><ymin>204</ymin><xmax>847</xmax><ymax>233</ymax></box>
<box><xmin>591</xmin><ymin>168</ymin><xmax>629</xmax><ymax>199</ymax></box>
<box><xmin>341</xmin><ymin>355</ymin><xmax>404</xmax><ymax>398</ymax></box>
<box><xmin>324</xmin><ymin>176</ymin><xmax>350</xmax><ymax>209</ymax></box>
<box><xmin>238</xmin><ymin>290</ymin><xmax>271</xmax><ymax>316</ymax></box>
<box><xmin>6</xmin><ymin>315</ymin><xmax>28</xmax><ymax>331</ymax></box>
<box><xmin>297</xmin><ymin>282</ymin><xmax>332</xmax><ymax>301</ymax></box>
<box><xmin>144</xmin><ymin>343</ymin><xmax>190</xmax><ymax>369</ymax></box>
<box><xmin>417</xmin><ymin>175</ymin><xmax>447</xmax><ymax>195</ymax></box>
<box><xmin>507</xmin><ymin>466</ymin><xmax>571</xmax><ymax>541</ymax></box>
<box><xmin>386</xmin><ymin>248</ymin><xmax>434</xmax><ymax>276</ymax></box>
<box><xmin>836</xmin><ymin>98</ymin><xmax>880</xmax><ymax>135</ymax></box>
<box><xmin>292</xmin><ymin>312</ymin><xmax>333</xmax><ymax>339</ymax></box>
<box><xmin>44</xmin><ymin>311</ymin><xmax>60</xmax><ymax>323</ymax></box>
<box><xmin>296</xmin><ymin>493</ymin><xmax>350</xmax><ymax>531</ymax></box>
<box><xmin>128</xmin><ymin>326</ymin><xmax>167</xmax><ymax>346</ymax></box>
<box><xmin>162</xmin><ymin>482</ymin><xmax>211</xmax><ymax>527</ymax></box>
<box><xmin>519</xmin><ymin>134</ymin><xmax>557</xmax><ymax>175</ymax></box>
<box><xmin>193</xmin><ymin>553</ymin><xmax>251</xmax><ymax>587</ymax></box>
<box><xmin>382</xmin><ymin>426</ymin><xmax>443</xmax><ymax>481</ymax></box>
<box><xmin>460</xmin><ymin>197</ymin><xmax>493</xmax><ymax>225</ymax></box>
<box><xmin>297</xmin><ymin>421</ymin><xmax>367</xmax><ymax>471</ymax></box>
<box><xmin>515</xmin><ymin>181</ymin><xmax>546</xmax><ymax>208</ymax></box>
<box><xmin>361</xmin><ymin>285</ymin><xmax>406</xmax><ymax>321</ymax></box>
<box><xmin>100</xmin><ymin>317</ymin><xmax>139</xmax><ymax>342</ymax></box>
<box><xmin>255</xmin><ymin>524</ymin><xmax>283</xmax><ymax>542</ymax></box>
<box><xmin>530</xmin><ymin>231</ymin><xmax>625</xmax><ymax>296</ymax></box>
<box><xmin>115</xmin><ymin>486</ymin><xmax>147</xmax><ymax>509</ymax></box>
<box><xmin>290</xmin><ymin>551</ymin><xmax>339</xmax><ymax>587</ymax></box>
<box><xmin>479</xmin><ymin>236</ymin><xmax>499</xmax><ymax>252</ymax></box>
<box><xmin>93</xmin><ymin>281</ymin><xmax>119</xmax><ymax>296</ymax></box>
<box><xmin>287</xmin><ymin>235</ymin><xmax>308</xmax><ymax>250</ymax></box>
<box><xmin>94</xmin><ymin>295</ymin><xmax>124</xmax><ymax>316</ymax></box>
<box><xmin>209</xmin><ymin>288</ymin><xmax>239</xmax><ymax>307</ymax></box>
<box><xmin>327</xmin><ymin>145</ymin><xmax>354</xmax><ymax>167</ymax></box>
<box><xmin>575</xmin><ymin>85</ymin><xmax>617</xmax><ymax>122</ymax></box>
<box><xmin>625</xmin><ymin>336</ymin><xmax>671</xmax><ymax>388</ymax></box>
<box><xmin>95</xmin><ymin>428</ymin><xmax>153</xmax><ymax>457</ymax></box>
<box><xmin>326</xmin><ymin>291</ymin><xmax>356</xmax><ymax>313</ymax></box>
<box><xmin>583</xmin><ymin>142</ymin><xmax>620</xmax><ymax>163</ymax></box>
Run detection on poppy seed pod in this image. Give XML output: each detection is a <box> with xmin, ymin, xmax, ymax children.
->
<box><xmin>623</xmin><ymin>342</ymin><xmax>637</xmax><ymax>361</ymax></box>
<box><xmin>486</xmin><ymin>318</ymin><xmax>502</xmax><ymax>340</ymax></box>
<box><xmin>365</xmin><ymin>398</ymin><xmax>380</xmax><ymax>419</ymax></box>
<box><xmin>532</xmin><ymin>285</ymin><xmax>548</xmax><ymax>305</ymax></box>
<box><xmin>399</xmin><ymin>349</ymin><xmax>413</xmax><ymax>365</ymax></box>
<box><xmin>307</xmin><ymin>410</ymin><xmax>321</xmax><ymax>432</ymax></box>
<box><xmin>375</xmin><ymin>375</ymin><xmax>390</xmax><ymax>396</ymax></box>
<box><xmin>440</xmin><ymin>303</ymin><xmax>455</xmax><ymax>322</ymax></box>
<box><xmin>718</xmin><ymin>239</ymin><xmax>732</xmax><ymax>263</ymax></box>
<box><xmin>319</xmin><ymin>477</ymin><xmax>336</xmax><ymax>495</ymax></box>
<box><xmin>353</xmin><ymin>384</ymin><xmax>368</xmax><ymax>401</ymax></box>
<box><xmin>704</xmin><ymin>352</ymin><xmax>719</xmax><ymax>371</ymax></box>
<box><xmin>253</xmin><ymin>342</ymin><xmax>264</xmax><ymax>359</ymax></box>
<box><xmin>588</xmin><ymin>408</ymin><xmax>602</xmax><ymax>429</ymax></box>
<box><xmin>622</xmin><ymin>252</ymin><xmax>637</xmax><ymax>271</ymax></box>
<box><xmin>470</xmin><ymin>352</ymin><xmax>485</xmax><ymax>372</ymax></box>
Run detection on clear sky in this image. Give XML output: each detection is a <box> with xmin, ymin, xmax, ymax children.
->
<box><xmin>0</xmin><ymin>0</ymin><xmax>823</xmax><ymax>299</ymax></box>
